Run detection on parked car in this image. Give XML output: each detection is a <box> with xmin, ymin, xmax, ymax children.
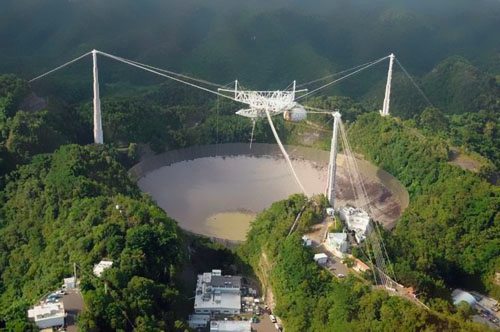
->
<box><xmin>269</xmin><ymin>315</ymin><xmax>277</xmax><ymax>323</ymax></box>
<box><xmin>337</xmin><ymin>273</ymin><xmax>345</xmax><ymax>278</ymax></box>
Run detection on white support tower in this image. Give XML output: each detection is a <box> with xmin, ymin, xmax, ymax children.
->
<box><xmin>92</xmin><ymin>50</ymin><xmax>103</xmax><ymax>144</ymax></box>
<box><xmin>380</xmin><ymin>53</ymin><xmax>395</xmax><ymax>117</ymax></box>
<box><xmin>327</xmin><ymin>112</ymin><xmax>341</xmax><ymax>207</ymax></box>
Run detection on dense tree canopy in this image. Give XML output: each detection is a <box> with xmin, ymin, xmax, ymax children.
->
<box><xmin>0</xmin><ymin>145</ymin><xmax>187</xmax><ymax>331</ymax></box>
<box><xmin>239</xmin><ymin>195</ymin><xmax>490</xmax><ymax>331</ymax></box>
<box><xmin>349</xmin><ymin>113</ymin><xmax>500</xmax><ymax>299</ymax></box>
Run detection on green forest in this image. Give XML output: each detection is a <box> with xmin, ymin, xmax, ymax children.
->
<box><xmin>238</xmin><ymin>195</ymin><xmax>491</xmax><ymax>331</ymax></box>
<box><xmin>0</xmin><ymin>0</ymin><xmax>499</xmax><ymax>331</ymax></box>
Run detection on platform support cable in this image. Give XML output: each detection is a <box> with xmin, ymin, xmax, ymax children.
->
<box><xmin>265</xmin><ymin>110</ymin><xmax>307</xmax><ymax>195</ymax></box>
<box><xmin>395</xmin><ymin>57</ymin><xmax>434</xmax><ymax>108</ymax></box>
<box><xmin>29</xmin><ymin>51</ymin><xmax>92</xmax><ymax>82</ymax></box>
<box><xmin>296</xmin><ymin>55</ymin><xmax>389</xmax><ymax>101</ymax></box>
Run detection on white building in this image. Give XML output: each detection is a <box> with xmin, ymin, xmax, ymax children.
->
<box><xmin>302</xmin><ymin>235</ymin><xmax>312</xmax><ymax>247</ymax></box>
<box><xmin>28</xmin><ymin>303</ymin><xmax>65</xmax><ymax>329</ymax></box>
<box><xmin>187</xmin><ymin>314</ymin><xmax>210</xmax><ymax>329</ymax></box>
<box><xmin>210</xmin><ymin>320</ymin><xmax>251</xmax><ymax>332</ymax></box>
<box><xmin>314</xmin><ymin>253</ymin><xmax>328</xmax><ymax>265</ymax></box>
<box><xmin>63</xmin><ymin>277</ymin><xmax>76</xmax><ymax>290</ymax></box>
<box><xmin>326</xmin><ymin>232</ymin><xmax>349</xmax><ymax>257</ymax></box>
<box><xmin>194</xmin><ymin>270</ymin><xmax>242</xmax><ymax>315</ymax></box>
<box><xmin>338</xmin><ymin>206</ymin><xmax>372</xmax><ymax>243</ymax></box>
<box><xmin>93</xmin><ymin>260</ymin><xmax>113</xmax><ymax>277</ymax></box>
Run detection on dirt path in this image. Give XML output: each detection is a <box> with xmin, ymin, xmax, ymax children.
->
<box><xmin>259</xmin><ymin>252</ymin><xmax>276</xmax><ymax>311</ymax></box>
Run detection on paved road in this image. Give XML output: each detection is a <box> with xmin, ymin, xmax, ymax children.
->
<box><xmin>318</xmin><ymin>244</ymin><xmax>350</xmax><ymax>278</ymax></box>
<box><xmin>253</xmin><ymin>313</ymin><xmax>279</xmax><ymax>332</ymax></box>
<box><xmin>62</xmin><ymin>289</ymin><xmax>84</xmax><ymax>332</ymax></box>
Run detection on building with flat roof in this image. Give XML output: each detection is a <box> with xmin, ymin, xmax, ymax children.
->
<box><xmin>93</xmin><ymin>259</ymin><xmax>113</xmax><ymax>277</ymax></box>
<box><xmin>314</xmin><ymin>253</ymin><xmax>328</xmax><ymax>265</ymax></box>
<box><xmin>326</xmin><ymin>232</ymin><xmax>349</xmax><ymax>257</ymax></box>
<box><xmin>187</xmin><ymin>314</ymin><xmax>210</xmax><ymax>329</ymax></box>
<box><xmin>28</xmin><ymin>303</ymin><xmax>65</xmax><ymax>329</ymax></box>
<box><xmin>63</xmin><ymin>277</ymin><xmax>76</xmax><ymax>290</ymax></box>
<box><xmin>210</xmin><ymin>320</ymin><xmax>251</xmax><ymax>332</ymax></box>
<box><xmin>194</xmin><ymin>270</ymin><xmax>242</xmax><ymax>315</ymax></box>
<box><xmin>338</xmin><ymin>206</ymin><xmax>372</xmax><ymax>243</ymax></box>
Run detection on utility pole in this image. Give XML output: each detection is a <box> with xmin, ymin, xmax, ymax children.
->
<box><xmin>73</xmin><ymin>262</ymin><xmax>77</xmax><ymax>286</ymax></box>
<box><xmin>327</xmin><ymin>112</ymin><xmax>341</xmax><ymax>208</ymax></box>
<box><xmin>381</xmin><ymin>53</ymin><xmax>395</xmax><ymax>117</ymax></box>
<box><xmin>92</xmin><ymin>49</ymin><xmax>103</xmax><ymax>144</ymax></box>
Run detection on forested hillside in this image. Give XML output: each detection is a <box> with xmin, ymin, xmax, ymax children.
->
<box><xmin>349</xmin><ymin>113</ymin><xmax>500</xmax><ymax>300</ymax></box>
<box><xmin>0</xmin><ymin>144</ymin><xmax>188</xmax><ymax>331</ymax></box>
<box><xmin>238</xmin><ymin>195</ymin><xmax>490</xmax><ymax>332</ymax></box>
<box><xmin>2</xmin><ymin>0</ymin><xmax>499</xmax><ymax>92</ymax></box>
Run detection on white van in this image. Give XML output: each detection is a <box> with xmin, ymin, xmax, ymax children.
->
<box><xmin>269</xmin><ymin>315</ymin><xmax>276</xmax><ymax>323</ymax></box>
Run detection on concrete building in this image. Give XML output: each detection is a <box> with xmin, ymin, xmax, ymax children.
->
<box><xmin>63</xmin><ymin>277</ymin><xmax>76</xmax><ymax>290</ymax></box>
<box><xmin>93</xmin><ymin>260</ymin><xmax>113</xmax><ymax>277</ymax></box>
<box><xmin>314</xmin><ymin>253</ymin><xmax>328</xmax><ymax>265</ymax></box>
<box><xmin>194</xmin><ymin>270</ymin><xmax>242</xmax><ymax>315</ymax></box>
<box><xmin>28</xmin><ymin>303</ymin><xmax>65</xmax><ymax>329</ymax></box>
<box><xmin>210</xmin><ymin>320</ymin><xmax>252</xmax><ymax>332</ymax></box>
<box><xmin>302</xmin><ymin>235</ymin><xmax>312</xmax><ymax>247</ymax></box>
<box><xmin>338</xmin><ymin>206</ymin><xmax>372</xmax><ymax>243</ymax></box>
<box><xmin>326</xmin><ymin>232</ymin><xmax>349</xmax><ymax>257</ymax></box>
<box><xmin>187</xmin><ymin>314</ymin><xmax>210</xmax><ymax>329</ymax></box>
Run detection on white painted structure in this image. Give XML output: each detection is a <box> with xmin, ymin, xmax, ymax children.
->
<box><xmin>92</xmin><ymin>50</ymin><xmax>103</xmax><ymax>144</ymax></box>
<box><xmin>339</xmin><ymin>206</ymin><xmax>372</xmax><ymax>243</ymax></box>
<box><xmin>194</xmin><ymin>270</ymin><xmax>242</xmax><ymax>315</ymax></box>
<box><xmin>63</xmin><ymin>277</ymin><xmax>76</xmax><ymax>290</ymax></box>
<box><xmin>314</xmin><ymin>253</ymin><xmax>328</xmax><ymax>265</ymax></box>
<box><xmin>187</xmin><ymin>314</ymin><xmax>210</xmax><ymax>329</ymax></box>
<box><xmin>302</xmin><ymin>235</ymin><xmax>312</xmax><ymax>247</ymax></box>
<box><xmin>210</xmin><ymin>320</ymin><xmax>251</xmax><ymax>332</ymax></box>
<box><xmin>28</xmin><ymin>303</ymin><xmax>65</xmax><ymax>329</ymax></box>
<box><xmin>327</xmin><ymin>112</ymin><xmax>341</xmax><ymax>208</ymax></box>
<box><xmin>93</xmin><ymin>260</ymin><xmax>113</xmax><ymax>277</ymax></box>
<box><xmin>326</xmin><ymin>232</ymin><xmax>349</xmax><ymax>257</ymax></box>
<box><xmin>380</xmin><ymin>53</ymin><xmax>395</xmax><ymax>117</ymax></box>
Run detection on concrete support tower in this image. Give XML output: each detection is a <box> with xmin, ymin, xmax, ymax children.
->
<box><xmin>327</xmin><ymin>112</ymin><xmax>341</xmax><ymax>208</ymax></box>
<box><xmin>380</xmin><ymin>53</ymin><xmax>395</xmax><ymax>117</ymax></box>
<box><xmin>92</xmin><ymin>50</ymin><xmax>103</xmax><ymax>144</ymax></box>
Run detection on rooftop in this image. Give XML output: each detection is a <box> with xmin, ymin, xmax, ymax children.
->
<box><xmin>28</xmin><ymin>303</ymin><xmax>65</xmax><ymax>321</ymax></box>
<box><xmin>314</xmin><ymin>253</ymin><xmax>328</xmax><ymax>260</ymax></box>
<box><xmin>194</xmin><ymin>291</ymin><xmax>241</xmax><ymax>310</ymax></box>
<box><xmin>210</xmin><ymin>320</ymin><xmax>252</xmax><ymax>332</ymax></box>
<box><xmin>210</xmin><ymin>275</ymin><xmax>242</xmax><ymax>289</ymax></box>
<box><xmin>93</xmin><ymin>259</ymin><xmax>113</xmax><ymax>277</ymax></box>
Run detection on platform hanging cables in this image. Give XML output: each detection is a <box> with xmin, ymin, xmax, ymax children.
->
<box><xmin>265</xmin><ymin>110</ymin><xmax>307</xmax><ymax>195</ymax></box>
<box><xmin>297</xmin><ymin>57</ymin><xmax>389</xmax><ymax>89</ymax></box>
<box><xmin>296</xmin><ymin>55</ymin><xmax>390</xmax><ymax>101</ymax></box>
<box><xmin>29</xmin><ymin>51</ymin><xmax>92</xmax><ymax>82</ymax></box>
<box><xmin>119</xmin><ymin>56</ymin><xmax>227</xmax><ymax>89</ymax></box>
<box><xmin>338</xmin><ymin>121</ymin><xmax>397</xmax><ymax>286</ymax></box>
<box><xmin>96</xmin><ymin>50</ymin><xmax>238</xmax><ymax>102</ymax></box>
<box><xmin>395</xmin><ymin>58</ymin><xmax>434</xmax><ymax>108</ymax></box>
